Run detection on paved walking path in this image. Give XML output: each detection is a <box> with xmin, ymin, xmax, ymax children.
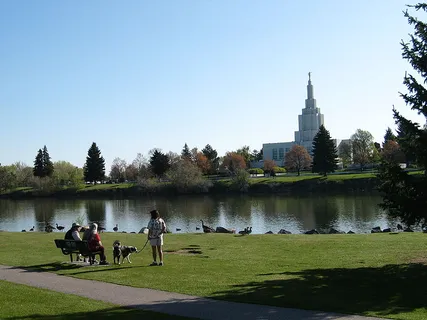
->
<box><xmin>0</xmin><ymin>265</ymin><xmax>384</xmax><ymax>320</ymax></box>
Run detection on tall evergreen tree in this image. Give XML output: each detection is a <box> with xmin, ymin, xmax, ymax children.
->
<box><xmin>311</xmin><ymin>125</ymin><xmax>338</xmax><ymax>176</ymax></box>
<box><xmin>377</xmin><ymin>3</ymin><xmax>427</xmax><ymax>227</ymax></box>
<box><xmin>150</xmin><ymin>149</ymin><xmax>170</xmax><ymax>177</ymax></box>
<box><xmin>33</xmin><ymin>149</ymin><xmax>44</xmax><ymax>178</ymax></box>
<box><xmin>84</xmin><ymin>142</ymin><xmax>105</xmax><ymax>184</ymax></box>
<box><xmin>202</xmin><ymin>144</ymin><xmax>219</xmax><ymax>174</ymax></box>
<box><xmin>396</xmin><ymin>119</ymin><xmax>417</xmax><ymax>165</ymax></box>
<box><xmin>42</xmin><ymin>145</ymin><xmax>54</xmax><ymax>177</ymax></box>
<box><xmin>181</xmin><ymin>143</ymin><xmax>192</xmax><ymax>161</ymax></box>
<box><xmin>383</xmin><ymin>127</ymin><xmax>396</xmax><ymax>146</ymax></box>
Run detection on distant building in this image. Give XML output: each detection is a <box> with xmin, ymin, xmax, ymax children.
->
<box><xmin>261</xmin><ymin>73</ymin><xmax>347</xmax><ymax>166</ymax></box>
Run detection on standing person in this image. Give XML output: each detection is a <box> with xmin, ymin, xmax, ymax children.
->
<box><xmin>88</xmin><ymin>223</ymin><xmax>109</xmax><ymax>265</ymax></box>
<box><xmin>64</xmin><ymin>223</ymin><xmax>83</xmax><ymax>261</ymax></box>
<box><xmin>147</xmin><ymin>209</ymin><xmax>166</xmax><ymax>266</ymax></box>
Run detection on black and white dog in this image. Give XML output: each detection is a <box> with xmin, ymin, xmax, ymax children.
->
<box><xmin>113</xmin><ymin>240</ymin><xmax>138</xmax><ymax>265</ymax></box>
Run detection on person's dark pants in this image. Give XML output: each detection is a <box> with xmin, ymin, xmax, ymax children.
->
<box><xmin>92</xmin><ymin>245</ymin><xmax>106</xmax><ymax>261</ymax></box>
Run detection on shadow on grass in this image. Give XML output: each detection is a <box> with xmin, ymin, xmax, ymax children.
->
<box><xmin>5</xmin><ymin>306</ymin><xmax>191</xmax><ymax>319</ymax></box>
<box><xmin>210</xmin><ymin>263</ymin><xmax>427</xmax><ymax>317</ymax></box>
<box><xmin>12</xmin><ymin>262</ymin><xmax>150</xmax><ymax>276</ymax></box>
<box><xmin>13</xmin><ymin>263</ymin><xmax>84</xmax><ymax>273</ymax></box>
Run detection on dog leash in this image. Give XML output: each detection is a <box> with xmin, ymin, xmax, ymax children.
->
<box><xmin>136</xmin><ymin>238</ymin><xmax>149</xmax><ymax>253</ymax></box>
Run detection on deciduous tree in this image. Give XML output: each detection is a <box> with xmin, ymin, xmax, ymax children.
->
<box><xmin>12</xmin><ymin>162</ymin><xmax>33</xmax><ymax>187</ymax></box>
<box><xmin>263</xmin><ymin>159</ymin><xmax>276</xmax><ymax>174</ymax></box>
<box><xmin>311</xmin><ymin>125</ymin><xmax>338</xmax><ymax>176</ymax></box>
<box><xmin>52</xmin><ymin>161</ymin><xmax>83</xmax><ymax>187</ymax></box>
<box><xmin>222</xmin><ymin>152</ymin><xmax>246</xmax><ymax>174</ymax></box>
<box><xmin>351</xmin><ymin>129</ymin><xmax>375</xmax><ymax>170</ymax></box>
<box><xmin>167</xmin><ymin>159</ymin><xmax>211</xmax><ymax>193</ymax></box>
<box><xmin>236</xmin><ymin>146</ymin><xmax>252</xmax><ymax>167</ymax></box>
<box><xmin>195</xmin><ymin>152</ymin><xmax>210</xmax><ymax>174</ymax></box>
<box><xmin>338</xmin><ymin>141</ymin><xmax>352</xmax><ymax>168</ymax></box>
<box><xmin>132</xmin><ymin>153</ymin><xmax>150</xmax><ymax>178</ymax></box>
<box><xmin>284</xmin><ymin>145</ymin><xmax>311</xmax><ymax>176</ymax></box>
<box><xmin>125</xmin><ymin>164</ymin><xmax>138</xmax><ymax>181</ymax></box>
<box><xmin>381</xmin><ymin>140</ymin><xmax>406</xmax><ymax>164</ymax></box>
<box><xmin>168</xmin><ymin>151</ymin><xmax>181</xmax><ymax>168</ymax></box>
<box><xmin>0</xmin><ymin>165</ymin><xmax>16</xmax><ymax>191</ymax></box>
<box><xmin>110</xmin><ymin>158</ymin><xmax>127</xmax><ymax>182</ymax></box>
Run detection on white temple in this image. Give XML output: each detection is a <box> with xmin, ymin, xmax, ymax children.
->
<box><xmin>261</xmin><ymin>73</ymin><xmax>342</xmax><ymax>166</ymax></box>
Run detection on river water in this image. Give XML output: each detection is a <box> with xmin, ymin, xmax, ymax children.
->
<box><xmin>0</xmin><ymin>194</ymin><xmax>400</xmax><ymax>234</ymax></box>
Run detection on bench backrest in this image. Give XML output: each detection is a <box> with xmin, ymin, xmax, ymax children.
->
<box><xmin>54</xmin><ymin>239</ymin><xmax>89</xmax><ymax>252</ymax></box>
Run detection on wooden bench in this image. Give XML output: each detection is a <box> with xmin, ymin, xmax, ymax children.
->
<box><xmin>54</xmin><ymin>239</ymin><xmax>101</xmax><ymax>265</ymax></box>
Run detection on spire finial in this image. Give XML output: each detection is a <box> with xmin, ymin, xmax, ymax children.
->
<box><xmin>308</xmin><ymin>72</ymin><xmax>311</xmax><ymax>81</ymax></box>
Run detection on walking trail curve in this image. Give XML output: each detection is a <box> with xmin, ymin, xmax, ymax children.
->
<box><xmin>0</xmin><ymin>265</ymin><xmax>384</xmax><ymax>320</ymax></box>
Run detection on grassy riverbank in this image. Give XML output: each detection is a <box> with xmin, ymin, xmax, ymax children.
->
<box><xmin>1</xmin><ymin>231</ymin><xmax>427</xmax><ymax>319</ymax></box>
<box><xmin>3</xmin><ymin>170</ymin><xmax>424</xmax><ymax>199</ymax></box>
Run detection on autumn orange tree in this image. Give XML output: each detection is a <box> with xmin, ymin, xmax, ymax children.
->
<box><xmin>195</xmin><ymin>152</ymin><xmax>210</xmax><ymax>175</ymax></box>
<box><xmin>222</xmin><ymin>152</ymin><xmax>246</xmax><ymax>174</ymax></box>
<box><xmin>263</xmin><ymin>159</ymin><xmax>276</xmax><ymax>174</ymax></box>
<box><xmin>381</xmin><ymin>140</ymin><xmax>405</xmax><ymax>164</ymax></box>
<box><xmin>284</xmin><ymin>145</ymin><xmax>312</xmax><ymax>176</ymax></box>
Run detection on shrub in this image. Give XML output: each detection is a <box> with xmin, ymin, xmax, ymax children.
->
<box><xmin>248</xmin><ymin>168</ymin><xmax>264</xmax><ymax>175</ymax></box>
<box><xmin>137</xmin><ymin>177</ymin><xmax>162</xmax><ymax>192</ymax></box>
<box><xmin>231</xmin><ymin>169</ymin><xmax>250</xmax><ymax>192</ymax></box>
<box><xmin>167</xmin><ymin>160</ymin><xmax>212</xmax><ymax>193</ymax></box>
<box><xmin>273</xmin><ymin>167</ymin><xmax>286</xmax><ymax>173</ymax></box>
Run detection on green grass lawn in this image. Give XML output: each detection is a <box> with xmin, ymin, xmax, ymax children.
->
<box><xmin>1</xmin><ymin>232</ymin><xmax>427</xmax><ymax>319</ymax></box>
<box><xmin>77</xmin><ymin>183</ymin><xmax>135</xmax><ymax>192</ymax></box>
<box><xmin>0</xmin><ymin>280</ymin><xmax>191</xmax><ymax>319</ymax></box>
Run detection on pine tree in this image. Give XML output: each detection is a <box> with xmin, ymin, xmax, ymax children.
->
<box><xmin>33</xmin><ymin>149</ymin><xmax>44</xmax><ymax>178</ymax></box>
<box><xmin>42</xmin><ymin>145</ymin><xmax>54</xmax><ymax>177</ymax></box>
<box><xmin>181</xmin><ymin>143</ymin><xmax>192</xmax><ymax>161</ymax></box>
<box><xmin>84</xmin><ymin>142</ymin><xmax>105</xmax><ymax>184</ymax></box>
<box><xmin>202</xmin><ymin>144</ymin><xmax>219</xmax><ymax>174</ymax></box>
<box><xmin>377</xmin><ymin>3</ymin><xmax>427</xmax><ymax>227</ymax></box>
<box><xmin>383</xmin><ymin>127</ymin><xmax>396</xmax><ymax>146</ymax></box>
<box><xmin>311</xmin><ymin>125</ymin><xmax>338</xmax><ymax>176</ymax></box>
<box><xmin>150</xmin><ymin>149</ymin><xmax>170</xmax><ymax>177</ymax></box>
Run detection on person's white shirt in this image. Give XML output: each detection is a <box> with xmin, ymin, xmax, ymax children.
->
<box><xmin>71</xmin><ymin>230</ymin><xmax>82</xmax><ymax>241</ymax></box>
<box><xmin>148</xmin><ymin>218</ymin><xmax>166</xmax><ymax>239</ymax></box>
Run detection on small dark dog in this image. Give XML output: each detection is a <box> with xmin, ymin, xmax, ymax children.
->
<box><xmin>113</xmin><ymin>240</ymin><xmax>138</xmax><ymax>265</ymax></box>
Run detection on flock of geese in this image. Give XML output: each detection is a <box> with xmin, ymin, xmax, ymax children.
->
<box><xmin>21</xmin><ymin>221</ymin><xmax>427</xmax><ymax>234</ymax></box>
<box><xmin>197</xmin><ymin>220</ymin><xmax>252</xmax><ymax>235</ymax></box>
<box><xmin>21</xmin><ymin>221</ymin><xmax>253</xmax><ymax>235</ymax></box>
<box><xmin>22</xmin><ymin>223</ymin><xmax>112</xmax><ymax>233</ymax></box>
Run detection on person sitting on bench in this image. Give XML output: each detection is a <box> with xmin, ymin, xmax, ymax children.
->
<box><xmin>87</xmin><ymin>223</ymin><xmax>109</xmax><ymax>265</ymax></box>
<box><xmin>64</xmin><ymin>223</ymin><xmax>83</xmax><ymax>261</ymax></box>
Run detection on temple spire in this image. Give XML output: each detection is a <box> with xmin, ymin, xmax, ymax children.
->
<box><xmin>307</xmin><ymin>72</ymin><xmax>314</xmax><ymax>101</ymax></box>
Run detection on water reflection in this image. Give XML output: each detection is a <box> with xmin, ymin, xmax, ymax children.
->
<box><xmin>0</xmin><ymin>195</ymin><xmax>400</xmax><ymax>234</ymax></box>
<box><xmin>85</xmin><ymin>200</ymin><xmax>107</xmax><ymax>226</ymax></box>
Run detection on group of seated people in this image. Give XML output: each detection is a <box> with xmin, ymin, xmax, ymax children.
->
<box><xmin>64</xmin><ymin>222</ymin><xmax>109</xmax><ymax>265</ymax></box>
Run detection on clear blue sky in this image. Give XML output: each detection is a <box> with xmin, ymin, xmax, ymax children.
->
<box><xmin>1</xmin><ymin>0</ymin><xmax>425</xmax><ymax>170</ymax></box>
